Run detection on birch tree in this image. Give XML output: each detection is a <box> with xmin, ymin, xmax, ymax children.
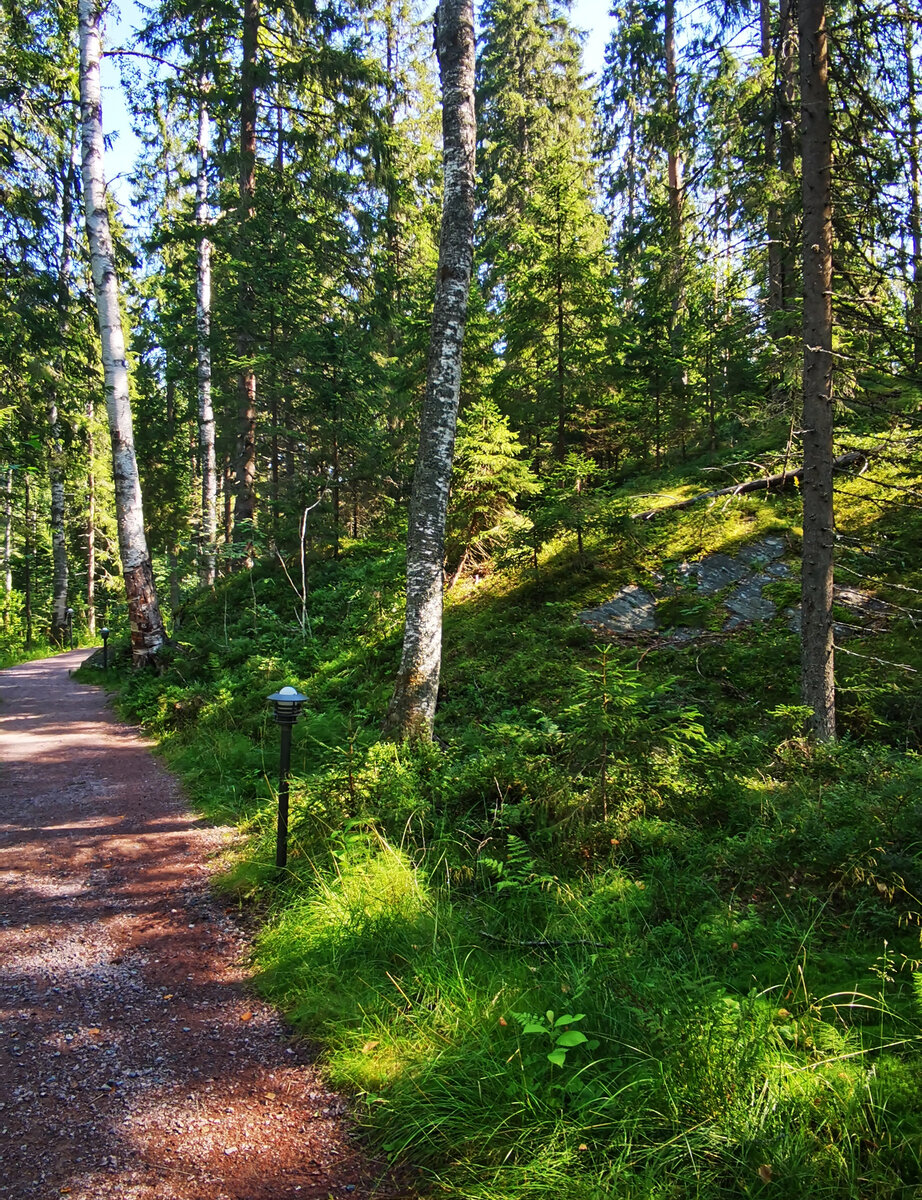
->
<box><xmin>78</xmin><ymin>0</ymin><xmax>167</xmax><ymax>665</ymax></box>
<box><xmin>384</xmin><ymin>0</ymin><xmax>476</xmax><ymax>740</ymax></box>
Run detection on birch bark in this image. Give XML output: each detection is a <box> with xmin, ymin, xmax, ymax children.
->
<box><xmin>195</xmin><ymin>81</ymin><xmax>217</xmax><ymax>586</ymax></box>
<box><xmin>78</xmin><ymin>0</ymin><xmax>166</xmax><ymax>665</ymax></box>
<box><xmin>384</xmin><ymin>0</ymin><xmax>476</xmax><ymax>740</ymax></box>
<box><xmin>799</xmin><ymin>0</ymin><xmax>835</xmax><ymax>739</ymax></box>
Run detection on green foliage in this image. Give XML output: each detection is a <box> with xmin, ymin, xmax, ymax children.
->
<box><xmin>449</xmin><ymin>398</ymin><xmax>541</xmax><ymax>573</ymax></box>
<box><xmin>81</xmin><ymin>434</ymin><xmax>922</xmax><ymax>1200</ymax></box>
<box><xmin>509</xmin><ymin>1008</ymin><xmax>593</xmax><ymax>1069</ymax></box>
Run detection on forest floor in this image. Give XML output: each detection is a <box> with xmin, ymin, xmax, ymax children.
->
<box><xmin>0</xmin><ymin>650</ymin><xmax>411</xmax><ymax>1200</ymax></box>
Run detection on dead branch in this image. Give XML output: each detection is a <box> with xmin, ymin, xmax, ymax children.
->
<box><xmin>633</xmin><ymin>451</ymin><xmax>868</xmax><ymax>521</ymax></box>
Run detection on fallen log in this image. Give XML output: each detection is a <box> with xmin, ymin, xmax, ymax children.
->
<box><xmin>633</xmin><ymin>450</ymin><xmax>867</xmax><ymax>521</ymax></box>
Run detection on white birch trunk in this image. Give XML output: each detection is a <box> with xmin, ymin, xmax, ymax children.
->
<box><xmin>78</xmin><ymin>0</ymin><xmax>166</xmax><ymax>665</ymax></box>
<box><xmin>384</xmin><ymin>0</ymin><xmax>476</xmax><ymax>740</ymax></box>
<box><xmin>196</xmin><ymin>83</ymin><xmax>217</xmax><ymax>587</ymax></box>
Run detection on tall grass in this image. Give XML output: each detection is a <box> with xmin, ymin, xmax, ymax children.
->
<box><xmin>82</xmin><ymin>428</ymin><xmax>922</xmax><ymax>1198</ymax></box>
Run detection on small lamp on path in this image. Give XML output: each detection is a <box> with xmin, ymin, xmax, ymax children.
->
<box><xmin>267</xmin><ymin>686</ymin><xmax>309</xmax><ymax>869</ymax></box>
<box><xmin>65</xmin><ymin>607</ymin><xmax>74</xmax><ymax>651</ymax></box>
<box><xmin>101</xmin><ymin>627</ymin><xmax>110</xmax><ymax>670</ymax></box>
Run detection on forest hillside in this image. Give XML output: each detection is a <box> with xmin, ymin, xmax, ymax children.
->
<box><xmin>79</xmin><ymin>416</ymin><xmax>922</xmax><ymax>1200</ymax></box>
<box><xmin>5</xmin><ymin>0</ymin><xmax>922</xmax><ymax>1191</ymax></box>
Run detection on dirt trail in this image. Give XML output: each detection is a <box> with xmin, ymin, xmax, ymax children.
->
<box><xmin>0</xmin><ymin>651</ymin><xmax>406</xmax><ymax>1200</ymax></box>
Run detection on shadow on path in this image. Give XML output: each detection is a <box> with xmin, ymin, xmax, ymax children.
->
<box><xmin>0</xmin><ymin>651</ymin><xmax>406</xmax><ymax>1200</ymax></box>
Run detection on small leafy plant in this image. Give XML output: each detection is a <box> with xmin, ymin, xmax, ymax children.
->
<box><xmin>511</xmin><ymin>1009</ymin><xmax>593</xmax><ymax>1067</ymax></box>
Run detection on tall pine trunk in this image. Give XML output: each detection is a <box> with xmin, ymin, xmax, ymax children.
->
<box><xmin>48</xmin><ymin>153</ymin><xmax>76</xmax><ymax>647</ymax></box>
<box><xmin>24</xmin><ymin>472</ymin><xmax>32</xmax><ymax>648</ymax></box>
<box><xmin>799</xmin><ymin>0</ymin><xmax>835</xmax><ymax>740</ymax></box>
<box><xmin>78</xmin><ymin>0</ymin><xmax>166</xmax><ymax>666</ymax></box>
<box><xmin>384</xmin><ymin>0</ymin><xmax>476</xmax><ymax>740</ymax></box>
<box><xmin>664</xmin><ymin>0</ymin><xmax>686</xmax><ymax>425</ymax></box>
<box><xmin>777</xmin><ymin>0</ymin><xmax>799</xmax><ymax>403</ymax></box>
<box><xmin>900</xmin><ymin>0</ymin><xmax>922</xmax><ymax>368</ymax></box>
<box><xmin>47</xmin><ymin>401</ymin><xmax>69</xmax><ymax>646</ymax></box>
<box><xmin>762</xmin><ymin>0</ymin><xmax>783</xmax><ymax>328</ymax></box>
<box><xmin>86</xmin><ymin>398</ymin><xmax>96</xmax><ymax>637</ymax></box>
<box><xmin>232</xmin><ymin>0</ymin><xmax>260</xmax><ymax>555</ymax></box>
<box><xmin>3</xmin><ymin>467</ymin><xmax>12</xmax><ymax>623</ymax></box>
<box><xmin>196</xmin><ymin>78</ymin><xmax>217</xmax><ymax>586</ymax></box>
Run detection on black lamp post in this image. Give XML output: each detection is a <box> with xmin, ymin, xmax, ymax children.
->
<box><xmin>267</xmin><ymin>686</ymin><xmax>308</xmax><ymax>868</ymax></box>
<box><xmin>65</xmin><ymin>607</ymin><xmax>74</xmax><ymax>651</ymax></box>
<box><xmin>101</xmin><ymin>627</ymin><xmax>110</xmax><ymax>669</ymax></box>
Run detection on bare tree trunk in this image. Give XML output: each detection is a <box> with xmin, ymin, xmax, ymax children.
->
<box><xmin>777</xmin><ymin>0</ymin><xmax>799</xmax><ymax>407</ymax></box>
<box><xmin>384</xmin><ymin>0</ymin><xmax>476</xmax><ymax>740</ymax></box>
<box><xmin>47</xmin><ymin>407</ymin><xmax>68</xmax><ymax>646</ymax></box>
<box><xmin>195</xmin><ymin>79</ymin><xmax>217</xmax><ymax>586</ymax></box>
<box><xmin>78</xmin><ymin>0</ymin><xmax>166</xmax><ymax>666</ymax></box>
<box><xmin>86</xmin><ymin>399</ymin><xmax>96</xmax><ymax>637</ymax></box>
<box><xmin>554</xmin><ymin>184</ymin><xmax>567</xmax><ymax>460</ymax></box>
<box><xmin>24</xmin><ymin>472</ymin><xmax>32</xmax><ymax>649</ymax></box>
<box><xmin>664</xmin><ymin>0</ymin><xmax>686</xmax><ymax>421</ymax></box>
<box><xmin>900</xmin><ymin>0</ymin><xmax>922</xmax><ymax>368</ymax></box>
<box><xmin>762</xmin><ymin>0</ymin><xmax>785</xmax><ymax>411</ymax></box>
<box><xmin>48</xmin><ymin>153</ymin><xmax>76</xmax><ymax>647</ymax></box>
<box><xmin>665</xmin><ymin>0</ymin><xmax>683</xmax><ymax>250</ymax></box>
<box><xmin>799</xmin><ymin>0</ymin><xmax>835</xmax><ymax>740</ymax></box>
<box><xmin>168</xmin><ymin>548</ymin><xmax>181</xmax><ymax>626</ymax></box>
<box><xmin>3</xmin><ymin>467</ymin><xmax>12</xmax><ymax>624</ymax></box>
<box><xmin>223</xmin><ymin>455</ymin><xmax>233</xmax><ymax>545</ymax></box>
<box><xmin>232</xmin><ymin>0</ymin><xmax>260</xmax><ymax>555</ymax></box>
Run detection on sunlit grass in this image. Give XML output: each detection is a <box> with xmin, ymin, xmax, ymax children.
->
<box><xmin>75</xmin><ymin>420</ymin><xmax>922</xmax><ymax>1198</ymax></box>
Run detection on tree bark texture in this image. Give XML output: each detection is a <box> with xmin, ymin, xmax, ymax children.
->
<box><xmin>799</xmin><ymin>0</ymin><xmax>836</xmax><ymax>740</ymax></box>
<box><xmin>900</xmin><ymin>0</ymin><xmax>922</xmax><ymax>367</ymax></box>
<box><xmin>48</xmin><ymin>153</ymin><xmax>76</xmax><ymax>647</ymax></box>
<box><xmin>762</xmin><ymin>0</ymin><xmax>783</xmax><ymax>328</ymax></box>
<box><xmin>777</xmin><ymin>0</ymin><xmax>799</xmax><ymax>386</ymax></box>
<box><xmin>384</xmin><ymin>0</ymin><xmax>476</xmax><ymax>740</ymax></box>
<box><xmin>196</xmin><ymin>82</ymin><xmax>217</xmax><ymax>586</ymax></box>
<box><xmin>24</xmin><ymin>472</ymin><xmax>32</xmax><ymax>647</ymax></box>
<box><xmin>78</xmin><ymin>0</ymin><xmax>166</xmax><ymax>666</ymax></box>
<box><xmin>47</xmin><ymin>403</ymin><xmax>68</xmax><ymax>646</ymax></box>
<box><xmin>232</xmin><ymin>0</ymin><xmax>260</xmax><ymax>553</ymax></box>
<box><xmin>664</xmin><ymin>0</ymin><xmax>687</xmax><ymax>419</ymax></box>
<box><xmin>3</xmin><ymin>467</ymin><xmax>12</xmax><ymax>618</ymax></box>
<box><xmin>86</xmin><ymin>400</ymin><xmax>96</xmax><ymax>637</ymax></box>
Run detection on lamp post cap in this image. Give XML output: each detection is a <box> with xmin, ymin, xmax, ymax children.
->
<box><xmin>268</xmin><ymin>686</ymin><xmax>309</xmax><ymax>705</ymax></box>
<box><xmin>101</xmin><ymin>627</ymin><xmax>109</xmax><ymax>636</ymax></box>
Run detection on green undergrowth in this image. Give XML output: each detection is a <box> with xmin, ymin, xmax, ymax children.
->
<box><xmin>79</xmin><ymin>429</ymin><xmax>922</xmax><ymax>1199</ymax></box>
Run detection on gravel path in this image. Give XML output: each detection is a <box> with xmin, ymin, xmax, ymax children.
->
<box><xmin>0</xmin><ymin>651</ymin><xmax>409</xmax><ymax>1200</ymax></box>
